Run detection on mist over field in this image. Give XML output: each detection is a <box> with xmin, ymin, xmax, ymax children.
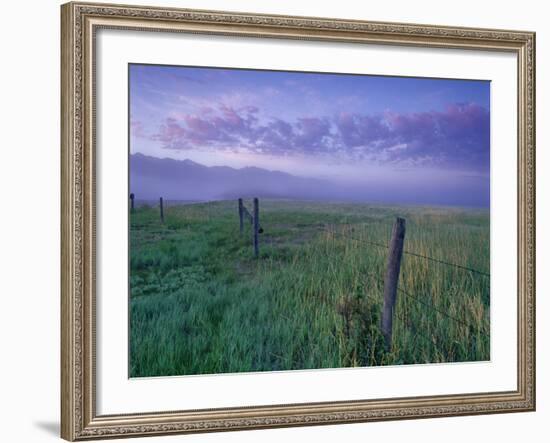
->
<box><xmin>130</xmin><ymin>65</ymin><xmax>491</xmax><ymax>208</ymax></box>
<box><xmin>130</xmin><ymin>153</ymin><xmax>489</xmax><ymax>207</ymax></box>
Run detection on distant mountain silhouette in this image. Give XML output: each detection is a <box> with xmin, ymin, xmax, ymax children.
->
<box><xmin>129</xmin><ymin>153</ymin><xmax>490</xmax><ymax>207</ymax></box>
<box><xmin>129</xmin><ymin>153</ymin><xmax>333</xmax><ymax>201</ymax></box>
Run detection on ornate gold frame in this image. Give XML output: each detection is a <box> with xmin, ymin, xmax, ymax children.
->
<box><xmin>60</xmin><ymin>2</ymin><xmax>536</xmax><ymax>440</ymax></box>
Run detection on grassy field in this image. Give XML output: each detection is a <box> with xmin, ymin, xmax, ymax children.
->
<box><xmin>129</xmin><ymin>199</ymin><xmax>490</xmax><ymax>377</ymax></box>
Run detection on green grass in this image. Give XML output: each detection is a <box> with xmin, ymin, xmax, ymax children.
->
<box><xmin>129</xmin><ymin>199</ymin><xmax>490</xmax><ymax>377</ymax></box>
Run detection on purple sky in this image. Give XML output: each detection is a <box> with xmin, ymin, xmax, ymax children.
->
<box><xmin>129</xmin><ymin>64</ymin><xmax>490</xmax><ymax>206</ymax></box>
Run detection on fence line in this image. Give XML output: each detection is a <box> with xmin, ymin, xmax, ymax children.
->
<box><xmin>335</xmin><ymin>276</ymin><xmax>442</xmax><ymax>348</ymax></box>
<box><xmin>381</xmin><ymin>217</ymin><xmax>406</xmax><ymax>349</ymax></box>
<box><xmin>132</xmin><ymin>198</ymin><xmax>491</xmax><ymax>355</ymax></box>
<box><xmin>320</xmin><ymin>224</ymin><xmax>490</xmax><ymax>346</ymax></box>
<box><xmin>324</xmin><ymin>226</ymin><xmax>389</xmax><ymax>250</ymax></box>
<box><xmin>315</xmin><ymin>245</ymin><xmax>487</xmax><ymax>349</ymax></box>
<box><xmin>242</xmin><ymin>207</ymin><xmax>254</xmax><ymax>223</ymax></box>
<box><xmin>359</xmin><ymin>279</ymin><xmax>480</xmax><ymax>350</ymax></box>
<box><xmin>238</xmin><ymin>198</ymin><xmax>262</xmax><ymax>258</ymax></box>
<box><xmin>349</xmin><ymin>267</ymin><xmax>490</xmax><ymax>342</ymax></box>
<box><xmin>139</xmin><ymin>198</ymin><xmax>489</xmax><ymax>353</ymax></box>
<box><xmin>324</xmin><ymin>224</ymin><xmax>489</xmax><ymax>278</ymax></box>
<box><xmin>396</xmin><ymin>286</ymin><xmax>489</xmax><ymax>336</ymax></box>
<box><xmin>402</xmin><ymin>249</ymin><xmax>490</xmax><ymax>277</ymax></box>
<box><xmin>393</xmin><ymin>311</ymin><xmax>440</xmax><ymax>347</ymax></box>
<box><xmin>253</xmin><ymin>198</ymin><xmax>260</xmax><ymax>258</ymax></box>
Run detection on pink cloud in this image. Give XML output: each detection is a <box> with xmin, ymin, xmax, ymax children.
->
<box><xmin>148</xmin><ymin>102</ymin><xmax>489</xmax><ymax>171</ymax></box>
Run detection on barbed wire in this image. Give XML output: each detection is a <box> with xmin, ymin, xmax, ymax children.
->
<box><xmin>319</xmin><ymin>243</ymin><xmax>489</xmax><ymax>338</ymax></box>
<box><xmin>393</xmin><ymin>310</ymin><xmax>440</xmax><ymax>347</ymax></box>
<box><xmin>323</xmin><ymin>226</ymin><xmax>390</xmax><ymax>250</ymax></box>
<box><xmin>242</xmin><ymin>206</ymin><xmax>254</xmax><ymax>222</ymax></box>
<box><xmin>396</xmin><ymin>286</ymin><xmax>489</xmax><ymax>337</ymax></box>
<box><xmin>333</xmin><ymin>279</ymin><xmax>449</xmax><ymax>351</ymax></box>
<box><xmin>402</xmin><ymin>249</ymin><xmax>490</xmax><ymax>277</ymax></box>
<box><xmin>359</xmin><ymin>284</ymin><xmax>488</xmax><ymax>347</ymax></box>
<box><xmin>323</xmin><ymin>225</ymin><xmax>490</xmax><ymax>278</ymax></box>
<box><xmin>351</xmin><ymin>286</ymin><xmax>485</xmax><ymax>349</ymax></box>
<box><xmin>147</xmin><ymin>204</ymin><xmax>491</xmax><ymax>340</ymax></box>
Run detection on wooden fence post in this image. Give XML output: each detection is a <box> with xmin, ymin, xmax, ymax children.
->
<box><xmin>159</xmin><ymin>197</ymin><xmax>164</xmax><ymax>223</ymax></box>
<box><xmin>381</xmin><ymin>217</ymin><xmax>406</xmax><ymax>350</ymax></box>
<box><xmin>238</xmin><ymin>198</ymin><xmax>244</xmax><ymax>234</ymax></box>
<box><xmin>253</xmin><ymin>198</ymin><xmax>259</xmax><ymax>258</ymax></box>
<box><xmin>130</xmin><ymin>193</ymin><xmax>135</xmax><ymax>212</ymax></box>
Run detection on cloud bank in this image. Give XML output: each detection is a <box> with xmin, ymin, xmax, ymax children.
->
<box><xmin>137</xmin><ymin>102</ymin><xmax>489</xmax><ymax>172</ymax></box>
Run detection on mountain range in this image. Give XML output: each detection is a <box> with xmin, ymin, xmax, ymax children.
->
<box><xmin>129</xmin><ymin>153</ymin><xmax>490</xmax><ymax>207</ymax></box>
<box><xmin>129</xmin><ymin>153</ymin><xmax>333</xmax><ymax>201</ymax></box>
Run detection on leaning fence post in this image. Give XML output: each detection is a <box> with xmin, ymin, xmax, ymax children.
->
<box><xmin>381</xmin><ymin>217</ymin><xmax>406</xmax><ymax>350</ymax></box>
<box><xmin>130</xmin><ymin>193</ymin><xmax>135</xmax><ymax>212</ymax></box>
<box><xmin>238</xmin><ymin>198</ymin><xmax>244</xmax><ymax>234</ymax></box>
<box><xmin>159</xmin><ymin>197</ymin><xmax>164</xmax><ymax>223</ymax></box>
<box><xmin>253</xmin><ymin>198</ymin><xmax>259</xmax><ymax>258</ymax></box>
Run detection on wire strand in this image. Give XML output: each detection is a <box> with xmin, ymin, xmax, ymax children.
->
<box><xmin>402</xmin><ymin>249</ymin><xmax>490</xmax><ymax>277</ymax></box>
<box><xmin>324</xmin><ymin>225</ymin><xmax>490</xmax><ymax>278</ymax></box>
<box><xmin>323</xmin><ymin>226</ymin><xmax>389</xmax><ymax>249</ymax></box>
<box><xmin>393</xmin><ymin>311</ymin><xmax>440</xmax><ymax>346</ymax></box>
<box><xmin>266</xmin><ymin>243</ymin><xmax>490</xmax><ymax>347</ymax></box>
<box><xmin>396</xmin><ymin>286</ymin><xmax>489</xmax><ymax>337</ymax></box>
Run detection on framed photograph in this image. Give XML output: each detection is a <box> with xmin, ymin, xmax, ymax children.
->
<box><xmin>61</xmin><ymin>1</ymin><xmax>536</xmax><ymax>440</ymax></box>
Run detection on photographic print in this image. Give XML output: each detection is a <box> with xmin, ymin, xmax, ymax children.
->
<box><xmin>61</xmin><ymin>6</ymin><xmax>535</xmax><ymax>438</ymax></box>
<box><xmin>128</xmin><ymin>64</ymin><xmax>490</xmax><ymax>378</ymax></box>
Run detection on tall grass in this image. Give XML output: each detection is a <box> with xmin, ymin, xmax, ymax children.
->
<box><xmin>129</xmin><ymin>199</ymin><xmax>489</xmax><ymax>377</ymax></box>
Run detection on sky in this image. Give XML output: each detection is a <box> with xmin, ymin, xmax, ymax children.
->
<box><xmin>129</xmin><ymin>64</ymin><xmax>490</xmax><ymax>206</ymax></box>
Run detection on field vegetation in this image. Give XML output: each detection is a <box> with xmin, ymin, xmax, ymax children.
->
<box><xmin>129</xmin><ymin>199</ymin><xmax>490</xmax><ymax>377</ymax></box>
